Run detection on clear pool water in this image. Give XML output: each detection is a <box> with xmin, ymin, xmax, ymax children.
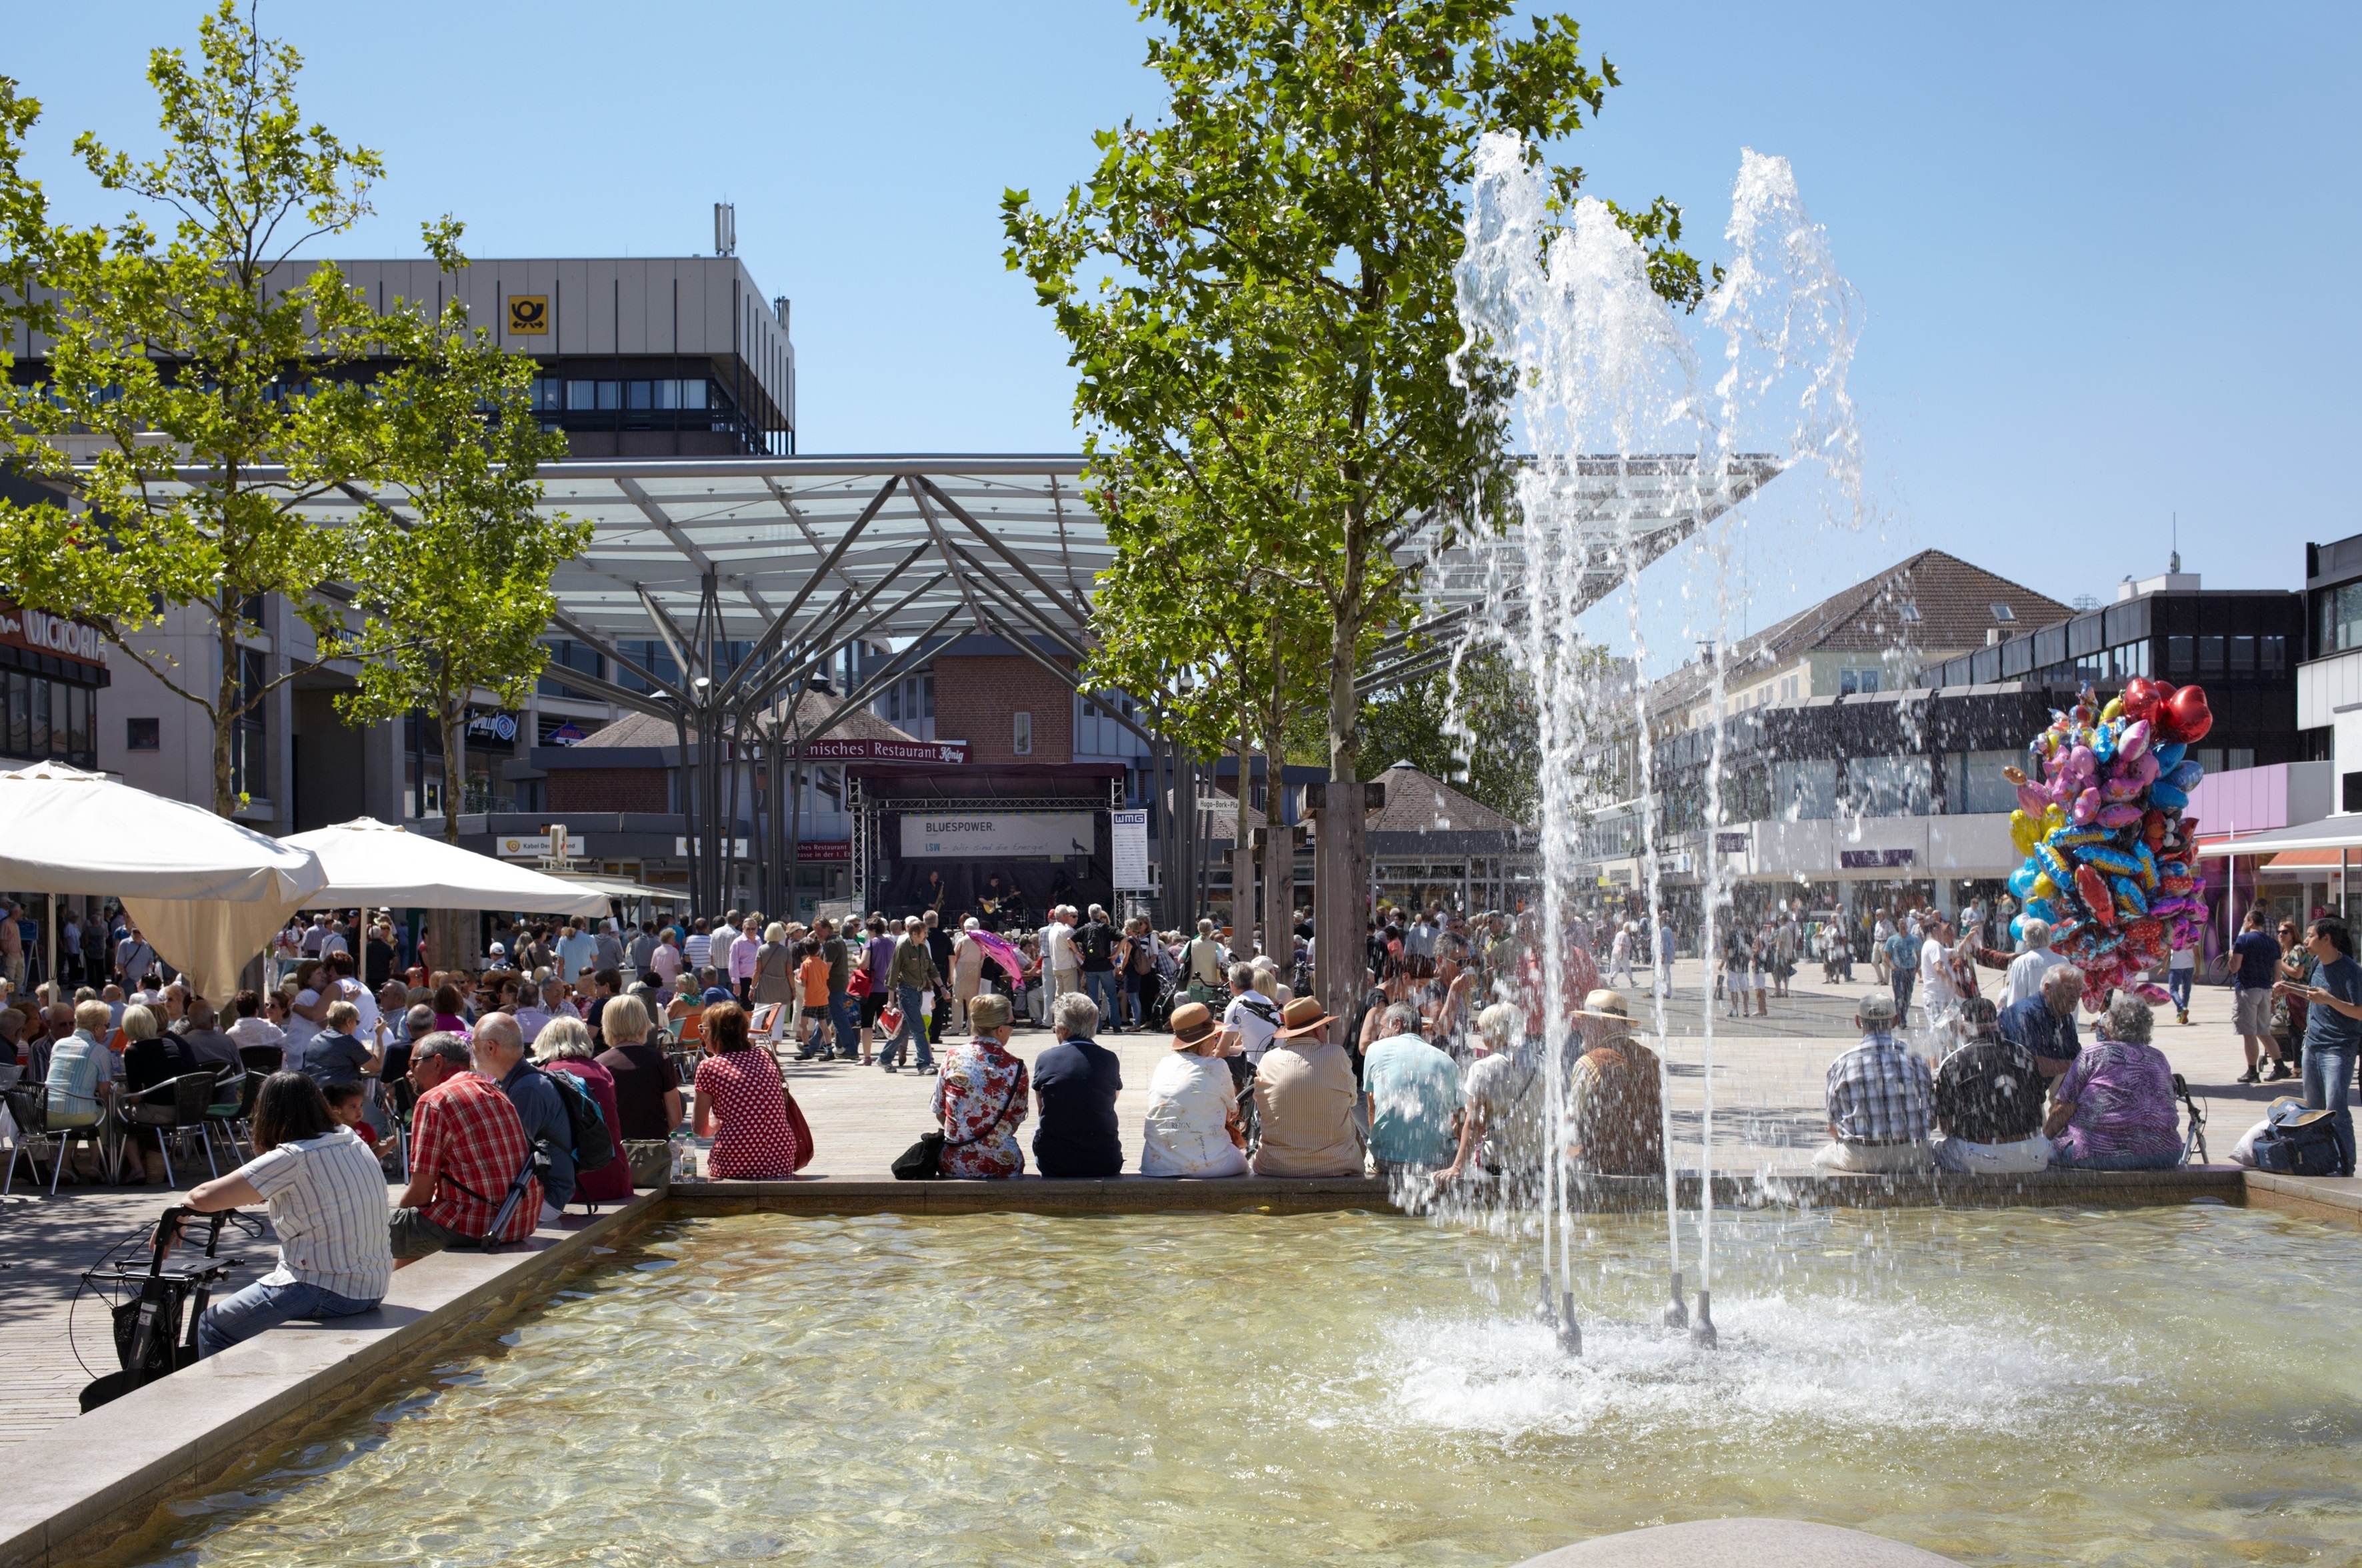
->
<box><xmin>102</xmin><ymin>1204</ymin><xmax>2362</xmax><ymax>1567</ymax></box>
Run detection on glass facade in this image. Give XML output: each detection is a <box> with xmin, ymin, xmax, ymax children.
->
<box><xmin>1</xmin><ymin>669</ymin><xmax>96</xmax><ymax>767</ymax></box>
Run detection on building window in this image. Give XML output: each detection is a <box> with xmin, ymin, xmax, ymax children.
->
<box><xmin>2325</xmin><ymin>583</ymin><xmax>2362</xmax><ymax>655</ymax></box>
<box><xmin>230</xmin><ymin>648</ymin><xmax>267</xmax><ymax>801</ymax></box>
<box><xmin>538</xmin><ymin>638</ymin><xmax>604</xmax><ymax>699</ymax></box>
<box><xmin>1838</xmin><ymin>667</ymin><xmax>1881</xmax><ymax>696</ymax></box>
<box><xmin>2167</xmin><ymin>635</ymin><xmax>2193</xmax><ymax>675</ymax></box>
<box><xmin>2264</xmin><ymin>635</ymin><xmax>2286</xmax><ymax>674</ymax></box>
<box><xmin>2199</xmin><ymin>635</ymin><xmax>2225</xmax><ymax>675</ymax></box>
<box><xmin>1013</xmin><ymin>711</ymin><xmax>1033</xmax><ymax>756</ymax></box>
<box><xmin>2229</xmin><ymin>748</ymin><xmax>2255</xmax><ymax>771</ymax></box>
<box><xmin>126</xmin><ymin>717</ymin><xmax>159</xmax><ymax>751</ymax></box>
<box><xmin>923</xmin><ymin>673</ymin><xmax>935</xmax><ymax>719</ymax></box>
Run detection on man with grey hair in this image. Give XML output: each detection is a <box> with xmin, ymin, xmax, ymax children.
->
<box><xmin>1031</xmin><ymin>991</ymin><xmax>1123</xmax><ymax>1177</ymax></box>
<box><xmin>1999</xmin><ymin>917</ymin><xmax>2072</xmax><ymax>1011</ymax></box>
<box><xmin>1812</xmin><ymin>993</ymin><xmax>1935</xmax><ymax>1172</ymax></box>
<box><xmin>1361</xmin><ymin>999</ymin><xmax>1459</xmax><ymax>1175</ymax></box>
<box><xmin>391</xmin><ymin>1032</ymin><xmax>541</xmax><ymax>1259</ymax></box>
<box><xmin>471</xmin><ymin>1012</ymin><xmax>576</xmax><ymax>1219</ymax></box>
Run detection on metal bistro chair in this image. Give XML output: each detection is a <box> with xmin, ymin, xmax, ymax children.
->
<box><xmin>5</xmin><ymin>1082</ymin><xmax>115</xmax><ymax>1196</ymax></box>
<box><xmin>116</xmin><ymin>1075</ymin><xmax>221</xmax><ymax>1187</ymax></box>
<box><xmin>203</xmin><ymin>1066</ymin><xmax>264</xmax><ymax>1167</ymax></box>
<box><xmin>381</xmin><ymin>1072</ymin><xmax>421</xmax><ymax>1180</ymax></box>
<box><xmin>235</xmin><ymin>1043</ymin><xmax>284</xmax><ymax>1076</ymax></box>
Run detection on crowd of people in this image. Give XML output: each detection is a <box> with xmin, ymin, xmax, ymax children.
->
<box><xmin>8</xmin><ymin>877</ymin><xmax>2361</xmax><ymax>1371</ymax></box>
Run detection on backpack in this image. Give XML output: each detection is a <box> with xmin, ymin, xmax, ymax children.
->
<box><xmin>2251</xmin><ymin>1106</ymin><xmax>2343</xmax><ymax>1177</ymax></box>
<box><xmin>538</xmin><ymin>1066</ymin><xmax>617</xmax><ymax>1174</ymax></box>
<box><xmin>1079</xmin><ymin>922</ymin><xmax>1115</xmax><ymax>967</ymax></box>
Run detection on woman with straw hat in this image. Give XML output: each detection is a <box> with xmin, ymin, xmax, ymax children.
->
<box><xmin>1139</xmin><ymin>1000</ymin><xmax>1247</xmax><ymax>1178</ymax></box>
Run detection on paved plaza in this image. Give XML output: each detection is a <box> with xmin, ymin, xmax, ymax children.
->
<box><xmin>0</xmin><ymin>963</ymin><xmax>2311</xmax><ymax>1450</ymax></box>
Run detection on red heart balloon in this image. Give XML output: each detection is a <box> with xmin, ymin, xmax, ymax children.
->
<box><xmin>2162</xmin><ymin>683</ymin><xmax>2213</xmax><ymax>743</ymax></box>
<box><xmin>2121</xmin><ymin>677</ymin><xmax>2165</xmax><ymax>723</ymax></box>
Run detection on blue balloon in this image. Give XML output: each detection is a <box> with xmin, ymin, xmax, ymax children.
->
<box><xmin>2008</xmin><ymin>865</ymin><xmax>2039</xmax><ymax>897</ymax></box>
<box><xmin>2152</xmin><ymin>741</ymin><xmax>2187</xmax><ymax>770</ymax></box>
<box><xmin>2168</xmin><ymin>758</ymin><xmax>2205</xmax><ymax>790</ymax></box>
<box><xmin>2009</xmin><ymin>913</ymin><xmax>2028</xmax><ymax>944</ymax></box>
<box><xmin>2151</xmin><ymin>782</ymin><xmax>2189</xmax><ymax>809</ymax></box>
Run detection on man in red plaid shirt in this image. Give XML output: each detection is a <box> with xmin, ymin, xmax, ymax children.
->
<box><xmin>391</xmin><ymin>1033</ymin><xmax>541</xmax><ymax>1259</ymax></box>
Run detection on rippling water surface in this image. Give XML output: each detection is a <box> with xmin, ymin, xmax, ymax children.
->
<box><xmin>102</xmin><ymin>1205</ymin><xmax>2362</xmax><ymax>1567</ymax></box>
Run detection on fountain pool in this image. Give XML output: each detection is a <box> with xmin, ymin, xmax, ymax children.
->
<box><xmin>91</xmin><ymin>1201</ymin><xmax>2362</xmax><ymax>1567</ymax></box>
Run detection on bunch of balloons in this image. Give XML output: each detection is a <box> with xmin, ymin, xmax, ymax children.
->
<box><xmin>2003</xmin><ymin>678</ymin><xmax>2214</xmax><ymax>1011</ymax></box>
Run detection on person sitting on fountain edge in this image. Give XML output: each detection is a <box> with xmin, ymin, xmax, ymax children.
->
<box><xmin>1812</xmin><ymin>993</ymin><xmax>1935</xmax><ymax>1172</ymax></box>
<box><xmin>1931</xmin><ymin>995</ymin><xmax>2051</xmax><ymax>1174</ymax></box>
<box><xmin>1567</xmin><ymin>989</ymin><xmax>1664</xmax><ymax>1177</ymax></box>
<box><xmin>2045</xmin><ymin>995</ymin><xmax>2185</xmax><ymax>1171</ymax></box>
<box><xmin>1031</xmin><ymin>990</ymin><xmax>1123</xmax><ymax>1178</ymax></box>
<box><xmin>1431</xmin><ymin>1003</ymin><xmax>1545</xmax><ymax>1197</ymax></box>
<box><xmin>1999</xmin><ymin>964</ymin><xmax>2084</xmax><ymax>1085</ymax></box>
<box><xmin>1359</xmin><ymin>1001</ymin><xmax>1461</xmax><ymax>1177</ymax></box>
<box><xmin>1251</xmin><ymin>995</ymin><xmax>1363</xmax><ymax>1177</ymax></box>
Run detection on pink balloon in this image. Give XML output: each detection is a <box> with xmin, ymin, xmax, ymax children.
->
<box><xmin>2072</xmin><ymin>786</ymin><xmax>2102</xmax><ymax>824</ymax></box>
<box><xmin>2016</xmin><ymin>783</ymin><xmax>2050</xmax><ymax>817</ymax></box>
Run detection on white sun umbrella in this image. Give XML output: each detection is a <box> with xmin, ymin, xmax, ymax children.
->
<box><xmin>0</xmin><ymin>761</ymin><xmax>327</xmax><ymax>999</ymax></box>
<box><xmin>278</xmin><ymin>817</ymin><xmax>611</xmax><ymax>920</ymax></box>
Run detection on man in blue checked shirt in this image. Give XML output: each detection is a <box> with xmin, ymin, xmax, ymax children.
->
<box><xmin>1813</xmin><ymin>993</ymin><xmax>1936</xmax><ymax>1172</ymax></box>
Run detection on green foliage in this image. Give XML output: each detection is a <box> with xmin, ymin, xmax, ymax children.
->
<box><xmin>337</xmin><ymin>305</ymin><xmax>582</xmax><ymax>841</ymax></box>
<box><xmin>1005</xmin><ymin>0</ymin><xmax>1709</xmax><ymax>796</ymax></box>
<box><xmin>1357</xmin><ymin>646</ymin><xmax>1539</xmax><ymax>822</ymax></box>
<box><xmin>0</xmin><ymin>3</ymin><xmax>565</xmax><ymax>817</ymax></box>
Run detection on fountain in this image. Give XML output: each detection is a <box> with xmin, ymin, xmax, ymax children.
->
<box><xmin>1443</xmin><ymin>135</ymin><xmax>1864</xmax><ymax>1353</ymax></box>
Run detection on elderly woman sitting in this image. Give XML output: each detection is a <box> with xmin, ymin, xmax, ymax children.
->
<box><xmin>2045</xmin><ymin>996</ymin><xmax>2184</xmax><ymax>1171</ymax></box>
<box><xmin>535</xmin><ymin>1017</ymin><xmax>637</xmax><ymax>1203</ymax></box>
<box><xmin>932</xmin><ymin>993</ymin><xmax>1029</xmax><ymax>1179</ymax></box>
<box><xmin>1139</xmin><ymin>999</ymin><xmax>1248</xmax><ymax>1178</ymax></box>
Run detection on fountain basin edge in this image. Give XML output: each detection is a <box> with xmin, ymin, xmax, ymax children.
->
<box><xmin>7</xmin><ymin>1166</ymin><xmax>2356</xmax><ymax>1568</ymax></box>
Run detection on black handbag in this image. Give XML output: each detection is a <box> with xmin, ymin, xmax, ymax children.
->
<box><xmin>890</xmin><ymin>1073</ymin><xmax>1021</xmax><ymax>1181</ymax></box>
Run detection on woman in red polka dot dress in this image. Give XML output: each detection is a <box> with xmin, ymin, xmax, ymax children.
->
<box><xmin>691</xmin><ymin>1002</ymin><xmax>801</xmax><ymax>1179</ymax></box>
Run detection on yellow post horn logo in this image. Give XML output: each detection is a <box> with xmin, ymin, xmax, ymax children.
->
<box><xmin>508</xmin><ymin>295</ymin><xmax>549</xmax><ymax>334</ymax></box>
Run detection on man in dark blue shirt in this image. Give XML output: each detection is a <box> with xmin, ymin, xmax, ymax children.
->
<box><xmin>1031</xmin><ymin>991</ymin><xmax>1123</xmax><ymax>1178</ymax></box>
<box><xmin>1998</xmin><ymin>963</ymin><xmax>2085</xmax><ymax>1082</ymax></box>
<box><xmin>2231</xmin><ymin>909</ymin><xmax>2291</xmax><ymax>1084</ymax></box>
<box><xmin>2278</xmin><ymin>916</ymin><xmax>2362</xmax><ymax>1177</ymax></box>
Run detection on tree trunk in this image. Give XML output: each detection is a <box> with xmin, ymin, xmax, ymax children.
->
<box><xmin>1261</xmin><ymin>653</ymin><xmax>1293</xmax><ymax>977</ymax></box>
<box><xmin>1231</xmin><ymin>731</ymin><xmax>1257</xmax><ymax>955</ymax></box>
<box><xmin>213</xmin><ymin>593</ymin><xmax>240</xmax><ymax>816</ymax></box>
<box><xmin>433</xmin><ymin>693</ymin><xmax>467</xmax><ymax>973</ymax></box>
<box><xmin>1315</xmin><ymin>532</ymin><xmax>1368</xmax><ymax>1036</ymax></box>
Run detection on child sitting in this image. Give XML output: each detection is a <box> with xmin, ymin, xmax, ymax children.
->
<box><xmin>321</xmin><ymin>1079</ymin><xmax>380</xmax><ymax>1151</ymax></box>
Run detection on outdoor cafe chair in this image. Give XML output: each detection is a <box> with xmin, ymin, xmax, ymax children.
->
<box><xmin>3</xmin><ymin>1082</ymin><xmax>115</xmax><ymax>1196</ymax></box>
<box><xmin>115</xmin><ymin>1074</ymin><xmax>221</xmax><ymax>1187</ymax></box>
<box><xmin>203</xmin><ymin>1065</ymin><xmax>263</xmax><ymax>1167</ymax></box>
<box><xmin>235</xmin><ymin>1043</ymin><xmax>284</xmax><ymax>1075</ymax></box>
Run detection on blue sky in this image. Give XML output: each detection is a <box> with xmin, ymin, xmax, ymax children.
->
<box><xmin>4</xmin><ymin>1</ymin><xmax>2357</xmax><ymax>635</ymax></box>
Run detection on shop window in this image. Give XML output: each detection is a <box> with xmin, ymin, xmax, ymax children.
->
<box><xmin>126</xmin><ymin>717</ymin><xmax>159</xmax><ymax>751</ymax></box>
<box><xmin>1013</xmin><ymin>711</ymin><xmax>1033</xmax><ymax>756</ymax></box>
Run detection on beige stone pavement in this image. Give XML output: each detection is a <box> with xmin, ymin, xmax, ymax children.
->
<box><xmin>0</xmin><ymin>962</ymin><xmax>2301</xmax><ymax>1449</ymax></box>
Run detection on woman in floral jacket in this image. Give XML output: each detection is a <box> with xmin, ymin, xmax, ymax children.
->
<box><xmin>931</xmin><ymin>992</ymin><xmax>1030</xmax><ymax>1178</ymax></box>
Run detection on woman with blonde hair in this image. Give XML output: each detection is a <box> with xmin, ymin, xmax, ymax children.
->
<box><xmin>537</xmin><ymin>1017</ymin><xmax>636</xmax><ymax>1201</ymax></box>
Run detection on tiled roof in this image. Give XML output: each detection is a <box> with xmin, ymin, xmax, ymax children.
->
<box><xmin>1366</xmin><ymin>763</ymin><xmax>1518</xmax><ymax>834</ymax></box>
<box><xmin>1648</xmin><ymin>549</ymin><xmax>2071</xmax><ymax>710</ymax></box>
<box><xmin>573</xmin><ymin>692</ymin><xmax>917</xmax><ymax>750</ymax></box>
